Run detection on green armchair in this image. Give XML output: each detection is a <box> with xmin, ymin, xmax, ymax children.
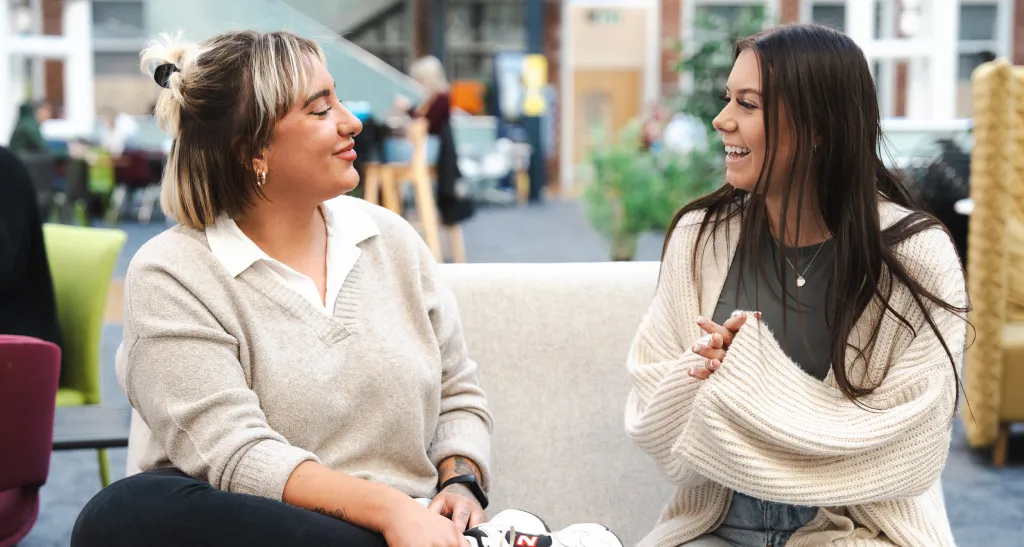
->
<box><xmin>44</xmin><ymin>223</ymin><xmax>127</xmax><ymax>486</ymax></box>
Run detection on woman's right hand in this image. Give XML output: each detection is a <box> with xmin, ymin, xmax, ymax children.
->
<box><xmin>383</xmin><ymin>498</ymin><xmax>466</xmax><ymax>547</ymax></box>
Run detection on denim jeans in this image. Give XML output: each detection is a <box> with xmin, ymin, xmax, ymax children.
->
<box><xmin>710</xmin><ymin>492</ymin><xmax>819</xmax><ymax>547</ymax></box>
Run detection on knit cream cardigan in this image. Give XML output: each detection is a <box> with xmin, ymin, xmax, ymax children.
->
<box><xmin>625</xmin><ymin>202</ymin><xmax>967</xmax><ymax>547</ymax></box>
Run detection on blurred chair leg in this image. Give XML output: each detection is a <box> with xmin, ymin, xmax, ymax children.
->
<box><xmin>107</xmin><ymin>186</ymin><xmax>127</xmax><ymax>225</ymax></box>
<box><xmin>363</xmin><ymin>163</ymin><xmax>381</xmax><ymax>205</ymax></box>
<box><xmin>516</xmin><ymin>168</ymin><xmax>530</xmax><ymax>205</ymax></box>
<box><xmin>98</xmin><ymin>448</ymin><xmax>111</xmax><ymax>487</ymax></box>
<box><xmin>139</xmin><ymin>185</ymin><xmax>160</xmax><ymax>225</ymax></box>
<box><xmin>73</xmin><ymin>200</ymin><xmax>88</xmax><ymax>226</ymax></box>
<box><xmin>380</xmin><ymin>166</ymin><xmax>403</xmax><ymax>215</ymax></box>
<box><xmin>411</xmin><ymin>169</ymin><xmax>443</xmax><ymax>262</ymax></box>
<box><xmin>994</xmin><ymin>422</ymin><xmax>1010</xmax><ymax>467</ymax></box>
<box><xmin>447</xmin><ymin>224</ymin><xmax>466</xmax><ymax>263</ymax></box>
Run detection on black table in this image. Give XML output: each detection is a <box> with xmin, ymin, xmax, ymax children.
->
<box><xmin>53</xmin><ymin>405</ymin><xmax>131</xmax><ymax>451</ymax></box>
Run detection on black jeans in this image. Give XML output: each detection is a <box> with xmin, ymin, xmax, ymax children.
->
<box><xmin>71</xmin><ymin>468</ymin><xmax>388</xmax><ymax>547</ymax></box>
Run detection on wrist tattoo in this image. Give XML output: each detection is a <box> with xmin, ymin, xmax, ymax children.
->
<box><xmin>452</xmin><ymin>456</ymin><xmax>476</xmax><ymax>477</ymax></box>
<box><xmin>439</xmin><ymin>455</ymin><xmax>480</xmax><ymax>484</ymax></box>
<box><xmin>312</xmin><ymin>506</ymin><xmax>348</xmax><ymax>521</ymax></box>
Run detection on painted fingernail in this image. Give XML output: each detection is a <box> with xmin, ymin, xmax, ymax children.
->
<box><xmin>687</xmin><ymin>367</ymin><xmax>694</xmax><ymax>377</ymax></box>
<box><xmin>731</xmin><ymin>310</ymin><xmax>742</xmax><ymax>318</ymax></box>
<box><xmin>710</xmin><ymin>359</ymin><xmax>721</xmax><ymax>369</ymax></box>
<box><xmin>696</xmin><ymin>316</ymin><xmax>706</xmax><ymax>325</ymax></box>
<box><xmin>692</xmin><ymin>342</ymin><xmax>706</xmax><ymax>352</ymax></box>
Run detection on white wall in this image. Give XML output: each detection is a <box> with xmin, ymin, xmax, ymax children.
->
<box><xmin>0</xmin><ymin>0</ymin><xmax>96</xmax><ymax>144</ymax></box>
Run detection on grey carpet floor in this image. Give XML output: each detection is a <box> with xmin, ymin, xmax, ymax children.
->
<box><xmin>22</xmin><ymin>200</ymin><xmax>1024</xmax><ymax>546</ymax></box>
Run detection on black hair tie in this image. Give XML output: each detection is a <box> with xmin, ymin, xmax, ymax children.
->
<box><xmin>154</xmin><ymin>63</ymin><xmax>180</xmax><ymax>89</ymax></box>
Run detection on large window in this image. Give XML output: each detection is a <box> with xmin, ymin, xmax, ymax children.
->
<box><xmin>94</xmin><ymin>52</ymin><xmax>143</xmax><ymax>76</ymax></box>
<box><xmin>92</xmin><ymin>0</ymin><xmax>145</xmax><ymax>40</ymax></box>
<box><xmin>957</xmin><ymin>1</ymin><xmax>1001</xmax><ymax>116</ymax></box>
<box><xmin>447</xmin><ymin>0</ymin><xmax>525</xmax><ymax>82</ymax></box>
<box><xmin>807</xmin><ymin>1</ymin><xmax>1006</xmax><ymax>118</ymax></box>
<box><xmin>347</xmin><ymin>4</ymin><xmax>411</xmax><ymax>75</ymax></box>
<box><xmin>691</xmin><ymin>2</ymin><xmax>767</xmax><ymax>43</ymax></box>
<box><xmin>957</xmin><ymin>2</ymin><xmax>999</xmax><ymax>79</ymax></box>
<box><xmin>811</xmin><ymin>3</ymin><xmax>846</xmax><ymax>31</ymax></box>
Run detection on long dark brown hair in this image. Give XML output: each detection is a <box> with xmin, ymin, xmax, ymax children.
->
<box><xmin>664</xmin><ymin>23</ymin><xmax>968</xmax><ymax>408</ymax></box>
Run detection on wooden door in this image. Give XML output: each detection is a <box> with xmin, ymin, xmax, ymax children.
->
<box><xmin>572</xmin><ymin>69</ymin><xmax>642</xmax><ymax>171</ymax></box>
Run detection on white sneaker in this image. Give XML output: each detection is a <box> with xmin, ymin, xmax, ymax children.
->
<box><xmin>487</xmin><ymin>509</ymin><xmax>551</xmax><ymax>534</ymax></box>
<box><xmin>465</xmin><ymin>513</ymin><xmax>622</xmax><ymax>547</ymax></box>
<box><xmin>552</xmin><ymin>524</ymin><xmax>624</xmax><ymax>547</ymax></box>
<box><xmin>465</xmin><ymin>509</ymin><xmax>550</xmax><ymax>547</ymax></box>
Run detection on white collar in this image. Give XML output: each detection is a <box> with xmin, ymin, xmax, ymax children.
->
<box><xmin>205</xmin><ymin>196</ymin><xmax>380</xmax><ymax>277</ymax></box>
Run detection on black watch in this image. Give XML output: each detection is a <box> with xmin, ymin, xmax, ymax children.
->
<box><xmin>439</xmin><ymin>473</ymin><xmax>489</xmax><ymax>509</ymax></box>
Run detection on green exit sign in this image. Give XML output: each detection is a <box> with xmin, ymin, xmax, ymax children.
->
<box><xmin>587</xmin><ymin>9</ymin><xmax>621</xmax><ymax>24</ymax></box>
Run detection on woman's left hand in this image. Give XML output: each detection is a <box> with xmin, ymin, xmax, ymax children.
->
<box><xmin>688</xmin><ymin>311</ymin><xmax>758</xmax><ymax>380</ymax></box>
<box><xmin>427</xmin><ymin>483</ymin><xmax>486</xmax><ymax>532</ymax></box>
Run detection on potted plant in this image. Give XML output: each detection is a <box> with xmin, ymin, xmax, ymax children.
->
<box><xmin>582</xmin><ymin>122</ymin><xmax>720</xmax><ymax>261</ymax></box>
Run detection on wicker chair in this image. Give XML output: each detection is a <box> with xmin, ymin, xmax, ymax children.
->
<box><xmin>962</xmin><ymin>59</ymin><xmax>1024</xmax><ymax>465</ymax></box>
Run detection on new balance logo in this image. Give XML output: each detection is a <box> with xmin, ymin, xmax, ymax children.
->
<box><xmin>510</xmin><ymin>533</ymin><xmax>552</xmax><ymax>547</ymax></box>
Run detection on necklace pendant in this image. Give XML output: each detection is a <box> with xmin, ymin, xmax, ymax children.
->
<box><xmin>796</xmin><ymin>276</ymin><xmax>806</xmax><ymax>287</ymax></box>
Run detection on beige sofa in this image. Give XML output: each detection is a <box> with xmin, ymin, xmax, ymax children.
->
<box><xmin>125</xmin><ymin>261</ymin><xmax>673</xmax><ymax>544</ymax></box>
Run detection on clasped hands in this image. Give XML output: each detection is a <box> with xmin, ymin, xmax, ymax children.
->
<box><xmin>687</xmin><ymin>310</ymin><xmax>760</xmax><ymax>380</ymax></box>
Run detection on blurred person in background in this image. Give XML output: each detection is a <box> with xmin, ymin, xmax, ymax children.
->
<box><xmin>395</xmin><ymin>55</ymin><xmax>474</xmax><ymax>225</ymax></box>
<box><xmin>8</xmin><ymin>100</ymin><xmax>52</xmax><ymax>155</ymax></box>
<box><xmin>96</xmin><ymin>106</ymin><xmax>140</xmax><ymax>158</ymax></box>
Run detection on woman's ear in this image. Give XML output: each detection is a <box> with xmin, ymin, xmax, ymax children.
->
<box><xmin>251</xmin><ymin>142</ymin><xmax>272</xmax><ymax>179</ymax></box>
<box><xmin>252</xmin><ymin>152</ymin><xmax>267</xmax><ymax>177</ymax></box>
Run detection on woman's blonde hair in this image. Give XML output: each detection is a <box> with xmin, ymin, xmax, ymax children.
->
<box><xmin>409</xmin><ymin>55</ymin><xmax>450</xmax><ymax>95</ymax></box>
<box><xmin>140</xmin><ymin>30</ymin><xmax>326</xmax><ymax>229</ymax></box>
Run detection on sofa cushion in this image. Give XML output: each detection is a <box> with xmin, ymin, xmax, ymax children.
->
<box><xmin>439</xmin><ymin>262</ymin><xmax>671</xmax><ymax>543</ymax></box>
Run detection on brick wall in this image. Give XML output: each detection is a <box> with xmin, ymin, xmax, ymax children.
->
<box><xmin>42</xmin><ymin>0</ymin><xmax>64</xmax><ymax>111</ymax></box>
<box><xmin>544</xmin><ymin>0</ymin><xmax>562</xmax><ymax>189</ymax></box>
<box><xmin>779</xmin><ymin>0</ymin><xmax>800</xmax><ymax>23</ymax></box>
<box><xmin>660</xmin><ymin>0</ymin><xmax>681</xmax><ymax>96</ymax></box>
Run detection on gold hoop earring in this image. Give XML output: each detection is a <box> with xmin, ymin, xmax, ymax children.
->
<box><xmin>257</xmin><ymin>171</ymin><xmax>267</xmax><ymax>186</ymax></box>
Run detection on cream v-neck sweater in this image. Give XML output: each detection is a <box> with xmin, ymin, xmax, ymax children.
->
<box><xmin>116</xmin><ymin>197</ymin><xmax>492</xmax><ymax>502</ymax></box>
<box><xmin>625</xmin><ymin>201</ymin><xmax>967</xmax><ymax>547</ymax></box>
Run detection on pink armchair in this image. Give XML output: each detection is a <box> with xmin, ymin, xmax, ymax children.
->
<box><xmin>0</xmin><ymin>335</ymin><xmax>61</xmax><ymax>547</ymax></box>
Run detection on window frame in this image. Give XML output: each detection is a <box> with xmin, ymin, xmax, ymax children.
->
<box><xmin>956</xmin><ymin>0</ymin><xmax>1005</xmax><ymax>82</ymax></box>
<box><xmin>678</xmin><ymin>0</ymin><xmax>778</xmax><ymax>92</ymax></box>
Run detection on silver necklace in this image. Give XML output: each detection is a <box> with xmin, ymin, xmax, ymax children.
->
<box><xmin>776</xmin><ymin>240</ymin><xmax>825</xmax><ymax>287</ymax></box>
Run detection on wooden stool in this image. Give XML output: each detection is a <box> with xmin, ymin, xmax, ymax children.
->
<box><xmin>361</xmin><ymin>119</ymin><xmax>466</xmax><ymax>263</ymax></box>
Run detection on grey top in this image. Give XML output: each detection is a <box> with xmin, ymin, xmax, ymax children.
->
<box><xmin>712</xmin><ymin>228</ymin><xmax>836</xmax><ymax>381</ymax></box>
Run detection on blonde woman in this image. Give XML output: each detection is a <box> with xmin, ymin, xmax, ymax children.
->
<box><xmin>68</xmin><ymin>30</ymin><xmax>491</xmax><ymax>547</ymax></box>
